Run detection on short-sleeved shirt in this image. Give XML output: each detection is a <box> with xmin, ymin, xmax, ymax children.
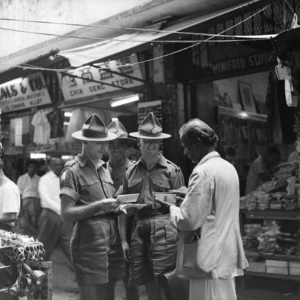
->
<box><xmin>59</xmin><ymin>154</ymin><xmax>125</xmax><ymax>285</ymax></box>
<box><xmin>17</xmin><ymin>173</ymin><xmax>40</xmax><ymax>199</ymax></box>
<box><xmin>0</xmin><ymin>180</ymin><xmax>21</xmax><ymax>227</ymax></box>
<box><xmin>60</xmin><ymin>154</ymin><xmax>115</xmax><ymax>204</ymax></box>
<box><xmin>107</xmin><ymin>157</ymin><xmax>134</xmax><ymax>191</ymax></box>
<box><xmin>118</xmin><ymin>154</ymin><xmax>184</xmax><ymax>213</ymax></box>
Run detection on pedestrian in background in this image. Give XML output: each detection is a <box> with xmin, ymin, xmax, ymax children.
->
<box><xmin>16</xmin><ymin>159</ymin><xmax>41</xmax><ymax>236</ymax></box>
<box><xmin>245</xmin><ymin>145</ymin><xmax>281</xmax><ymax>195</ymax></box>
<box><xmin>37</xmin><ymin>156</ymin><xmax>73</xmax><ymax>266</ymax></box>
<box><xmin>60</xmin><ymin>114</ymin><xmax>125</xmax><ymax>300</ymax></box>
<box><xmin>117</xmin><ymin>112</ymin><xmax>185</xmax><ymax>300</ymax></box>
<box><xmin>0</xmin><ymin>143</ymin><xmax>20</xmax><ymax>231</ymax></box>
<box><xmin>107</xmin><ymin>119</ymin><xmax>139</xmax><ymax>300</ymax></box>
<box><xmin>169</xmin><ymin>118</ymin><xmax>248</xmax><ymax>300</ymax></box>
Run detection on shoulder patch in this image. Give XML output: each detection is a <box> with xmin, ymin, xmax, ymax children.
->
<box><xmin>60</xmin><ymin>169</ymin><xmax>67</xmax><ymax>182</ymax></box>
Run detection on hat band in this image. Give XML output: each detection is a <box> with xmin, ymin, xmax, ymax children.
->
<box><xmin>139</xmin><ymin>129</ymin><xmax>162</xmax><ymax>137</ymax></box>
<box><xmin>82</xmin><ymin>129</ymin><xmax>108</xmax><ymax>138</ymax></box>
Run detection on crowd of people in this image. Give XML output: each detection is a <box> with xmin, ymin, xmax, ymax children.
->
<box><xmin>0</xmin><ymin>111</ymin><xmax>251</xmax><ymax>300</ymax></box>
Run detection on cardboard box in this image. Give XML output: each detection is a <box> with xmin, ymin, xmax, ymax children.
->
<box><xmin>246</xmin><ymin>261</ymin><xmax>266</xmax><ymax>273</ymax></box>
<box><xmin>266</xmin><ymin>260</ymin><xmax>288</xmax><ymax>275</ymax></box>
<box><xmin>289</xmin><ymin>261</ymin><xmax>300</xmax><ymax>276</ymax></box>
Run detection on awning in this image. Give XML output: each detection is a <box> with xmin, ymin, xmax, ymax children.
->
<box><xmin>59</xmin><ymin>0</ymin><xmax>269</xmax><ymax>67</ymax></box>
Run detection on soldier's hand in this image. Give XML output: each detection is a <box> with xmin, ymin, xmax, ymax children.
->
<box><xmin>101</xmin><ymin>198</ymin><xmax>120</xmax><ymax>213</ymax></box>
<box><xmin>121</xmin><ymin>241</ymin><xmax>131</xmax><ymax>262</ymax></box>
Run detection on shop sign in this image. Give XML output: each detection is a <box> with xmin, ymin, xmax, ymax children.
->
<box><xmin>0</xmin><ymin>72</ymin><xmax>52</xmax><ymax>113</ymax></box>
<box><xmin>59</xmin><ymin>54</ymin><xmax>143</xmax><ymax>101</ymax></box>
<box><xmin>193</xmin><ymin>43</ymin><xmax>277</xmax><ymax>77</ymax></box>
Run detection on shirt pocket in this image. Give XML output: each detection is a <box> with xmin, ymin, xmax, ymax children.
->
<box><xmin>152</xmin><ymin>178</ymin><xmax>171</xmax><ymax>192</ymax></box>
<box><xmin>128</xmin><ymin>178</ymin><xmax>143</xmax><ymax>193</ymax></box>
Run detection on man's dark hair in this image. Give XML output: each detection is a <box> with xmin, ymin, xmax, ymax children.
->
<box><xmin>26</xmin><ymin>159</ymin><xmax>38</xmax><ymax>168</ymax></box>
<box><xmin>179</xmin><ymin>118</ymin><xmax>219</xmax><ymax>147</ymax></box>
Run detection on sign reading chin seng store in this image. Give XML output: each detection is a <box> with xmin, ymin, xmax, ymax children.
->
<box><xmin>0</xmin><ymin>72</ymin><xmax>52</xmax><ymax>113</ymax></box>
<box><xmin>58</xmin><ymin>54</ymin><xmax>143</xmax><ymax>101</ymax></box>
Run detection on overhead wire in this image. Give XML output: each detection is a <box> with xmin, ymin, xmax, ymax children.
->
<box><xmin>0</xmin><ymin>14</ymin><xmax>273</xmax><ymax>38</ymax></box>
<box><xmin>0</xmin><ymin>26</ymin><xmax>273</xmax><ymax>44</ymax></box>
<box><xmin>1</xmin><ymin>4</ymin><xmax>271</xmax><ymax>73</ymax></box>
<box><xmin>126</xmin><ymin>4</ymin><xmax>271</xmax><ymax>67</ymax></box>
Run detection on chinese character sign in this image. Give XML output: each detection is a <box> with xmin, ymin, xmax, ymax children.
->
<box><xmin>59</xmin><ymin>54</ymin><xmax>143</xmax><ymax>101</ymax></box>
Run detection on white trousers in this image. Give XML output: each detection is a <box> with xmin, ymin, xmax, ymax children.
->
<box><xmin>189</xmin><ymin>276</ymin><xmax>237</xmax><ymax>300</ymax></box>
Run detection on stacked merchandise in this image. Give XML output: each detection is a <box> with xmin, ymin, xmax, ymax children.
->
<box><xmin>0</xmin><ymin>230</ymin><xmax>46</xmax><ymax>297</ymax></box>
<box><xmin>242</xmin><ymin>162</ymin><xmax>298</xmax><ymax>210</ymax></box>
<box><xmin>242</xmin><ymin>224</ymin><xmax>261</xmax><ymax>251</ymax></box>
<box><xmin>256</xmin><ymin>221</ymin><xmax>280</xmax><ymax>255</ymax></box>
<box><xmin>242</xmin><ymin>220</ymin><xmax>298</xmax><ymax>256</ymax></box>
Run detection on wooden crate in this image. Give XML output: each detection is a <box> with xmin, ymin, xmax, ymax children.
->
<box><xmin>246</xmin><ymin>261</ymin><xmax>266</xmax><ymax>273</ymax></box>
<box><xmin>266</xmin><ymin>260</ymin><xmax>288</xmax><ymax>275</ymax></box>
<box><xmin>289</xmin><ymin>261</ymin><xmax>300</xmax><ymax>276</ymax></box>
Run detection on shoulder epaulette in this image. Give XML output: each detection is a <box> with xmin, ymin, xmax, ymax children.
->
<box><xmin>64</xmin><ymin>159</ymin><xmax>77</xmax><ymax>168</ymax></box>
<box><xmin>166</xmin><ymin>159</ymin><xmax>181</xmax><ymax>172</ymax></box>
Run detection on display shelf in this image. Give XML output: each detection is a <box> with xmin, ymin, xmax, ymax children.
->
<box><xmin>245</xmin><ymin>251</ymin><xmax>300</xmax><ymax>262</ymax></box>
<box><xmin>217</xmin><ymin>106</ymin><xmax>271</xmax><ymax>195</ymax></box>
<box><xmin>241</xmin><ymin>208</ymin><xmax>300</xmax><ymax>284</ymax></box>
<box><xmin>245</xmin><ymin>271</ymin><xmax>300</xmax><ymax>281</ymax></box>
<box><xmin>241</xmin><ymin>209</ymin><xmax>300</xmax><ymax>220</ymax></box>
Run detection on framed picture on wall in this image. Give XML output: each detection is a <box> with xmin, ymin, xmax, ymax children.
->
<box><xmin>238</xmin><ymin>82</ymin><xmax>257</xmax><ymax>113</ymax></box>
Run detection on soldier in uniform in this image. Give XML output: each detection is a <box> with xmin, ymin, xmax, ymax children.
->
<box><xmin>107</xmin><ymin>119</ymin><xmax>139</xmax><ymax>300</ymax></box>
<box><xmin>117</xmin><ymin>112</ymin><xmax>185</xmax><ymax>300</ymax></box>
<box><xmin>59</xmin><ymin>114</ymin><xmax>125</xmax><ymax>300</ymax></box>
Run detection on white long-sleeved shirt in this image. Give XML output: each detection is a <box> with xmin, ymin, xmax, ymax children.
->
<box><xmin>17</xmin><ymin>173</ymin><xmax>40</xmax><ymax>199</ymax></box>
<box><xmin>38</xmin><ymin>170</ymin><xmax>61</xmax><ymax>216</ymax></box>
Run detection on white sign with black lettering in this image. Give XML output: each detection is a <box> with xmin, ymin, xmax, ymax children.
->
<box><xmin>0</xmin><ymin>72</ymin><xmax>52</xmax><ymax>113</ymax></box>
<box><xmin>59</xmin><ymin>54</ymin><xmax>143</xmax><ymax>101</ymax></box>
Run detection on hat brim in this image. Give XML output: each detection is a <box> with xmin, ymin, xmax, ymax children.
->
<box><xmin>115</xmin><ymin>136</ymin><xmax>137</xmax><ymax>142</ymax></box>
<box><xmin>129</xmin><ymin>132</ymin><xmax>171</xmax><ymax>139</ymax></box>
<box><xmin>72</xmin><ymin>130</ymin><xmax>117</xmax><ymax>141</ymax></box>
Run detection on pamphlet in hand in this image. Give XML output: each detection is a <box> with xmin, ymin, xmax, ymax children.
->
<box><xmin>117</xmin><ymin>194</ymin><xmax>139</xmax><ymax>203</ymax></box>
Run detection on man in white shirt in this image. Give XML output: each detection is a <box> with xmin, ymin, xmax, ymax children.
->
<box><xmin>16</xmin><ymin>159</ymin><xmax>41</xmax><ymax>236</ymax></box>
<box><xmin>0</xmin><ymin>146</ymin><xmax>20</xmax><ymax>231</ymax></box>
<box><xmin>37</xmin><ymin>157</ymin><xmax>73</xmax><ymax>264</ymax></box>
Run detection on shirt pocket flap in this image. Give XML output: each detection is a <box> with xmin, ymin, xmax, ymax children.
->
<box><xmin>128</xmin><ymin>178</ymin><xmax>143</xmax><ymax>188</ymax></box>
<box><xmin>152</xmin><ymin>178</ymin><xmax>170</xmax><ymax>189</ymax></box>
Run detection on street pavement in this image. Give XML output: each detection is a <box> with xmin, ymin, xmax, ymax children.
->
<box><xmin>50</xmin><ymin>247</ymin><xmax>300</xmax><ymax>300</ymax></box>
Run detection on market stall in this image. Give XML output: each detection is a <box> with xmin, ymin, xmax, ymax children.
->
<box><xmin>240</xmin><ymin>161</ymin><xmax>300</xmax><ymax>281</ymax></box>
<box><xmin>0</xmin><ymin>230</ymin><xmax>50</xmax><ymax>299</ymax></box>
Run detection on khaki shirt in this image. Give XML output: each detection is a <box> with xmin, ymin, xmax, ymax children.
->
<box><xmin>60</xmin><ymin>154</ymin><xmax>115</xmax><ymax>205</ymax></box>
<box><xmin>118</xmin><ymin>155</ymin><xmax>184</xmax><ymax>208</ymax></box>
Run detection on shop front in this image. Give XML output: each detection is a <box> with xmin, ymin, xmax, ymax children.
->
<box><xmin>177</xmin><ymin>0</ymin><xmax>300</xmax><ymax>291</ymax></box>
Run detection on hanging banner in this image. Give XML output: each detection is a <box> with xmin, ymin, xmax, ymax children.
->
<box><xmin>0</xmin><ymin>72</ymin><xmax>52</xmax><ymax>113</ymax></box>
<box><xmin>58</xmin><ymin>54</ymin><xmax>143</xmax><ymax>101</ymax></box>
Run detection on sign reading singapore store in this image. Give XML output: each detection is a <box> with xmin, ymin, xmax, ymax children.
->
<box><xmin>58</xmin><ymin>54</ymin><xmax>143</xmax><ymax>101</ymax></box>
